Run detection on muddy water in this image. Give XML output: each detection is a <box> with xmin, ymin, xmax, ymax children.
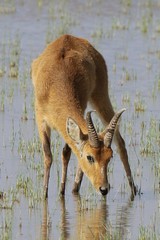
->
<box><xmin>0</xmin><ymin>0</ymin><xmax>160</xmax><ymax>239</ymax></box>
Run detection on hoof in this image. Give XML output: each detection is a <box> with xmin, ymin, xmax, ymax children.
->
<box><xmin>130</xmin><ymin>185</ymin><xmax>137</xmax><ymax>201</ymax></box>
<box><xmin>60</xmin><ymin>183</ymin><xmax>65</xmax><ymax>196</ymax></box>
<box><xmin>72</xmin><ymin>182</ymin><xmax>80</xmax><ymax>194</ymax></box>
<box><xmin>43</xmin><ymin>187</ymin><xmax>48</xmax><ymax>200</ymax></box>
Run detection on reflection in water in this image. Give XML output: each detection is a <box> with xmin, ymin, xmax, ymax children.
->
<box><xmin>115</xmin><ymin>199</ymin><xmax>133</xmax><ymax>239</ymax></box>
<box><xmin>41</xmin><ymin>201</ymin><xmax>50</xmax><ymax>240</ymax></box>
<box><xmin>60</xmin><ymin>197</ymin><xmax>70</xmax><ymax>240</ymax></box>
<box><xmin>41</xmin><ymin>198</ymin><xmax>71</xmax><ymax>240</ymax></box>
<box><xmin>72</xmin><ymin>195</ymin><xmax>108</xmax><ymax>240</ymax></box>
<box><xmin>41</xmin><ymin>195</ymin><xmax>133</xmax><ymax>239</ymax></box>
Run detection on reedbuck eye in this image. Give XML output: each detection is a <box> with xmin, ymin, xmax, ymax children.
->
<box><xmin>87</xmin><ymin>155</ymin><xmax>95</xmax><ymax>164</ymax></box>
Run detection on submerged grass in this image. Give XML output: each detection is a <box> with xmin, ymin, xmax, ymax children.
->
<box><xmin>134</xmin><ymin>93</ymin><xmax>146</xmax><ymax>112</ymax></box>
<box><xmin>46</xmin><ymin>1</ymin><xmax>76</xmax><ymax>44</ymax></box>
<box><xmin>138</xmin><ymin>226</ymin><xmax>160</xmax><ymax>240</ymax></box>
<box><xmin>0</xmin><ymin>174</ymin><xmax>44</xmax><ymax>211</ymax></box>
<box><xmin>140</xmin><ymin>117</ymin><xmax>160</xmax><ymax>156</ymax></box>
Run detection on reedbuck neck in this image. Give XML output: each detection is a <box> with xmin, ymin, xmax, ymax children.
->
<box><xmin>32</xmin><ymin>34</ymin><xmax>136</xmax><ymax>199</ymax></box>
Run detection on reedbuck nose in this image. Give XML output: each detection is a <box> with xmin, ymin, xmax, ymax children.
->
<box><xmin>99</xmin><ymin>186</ymin><xmax>110</xmax><ymax>196</ymax></box>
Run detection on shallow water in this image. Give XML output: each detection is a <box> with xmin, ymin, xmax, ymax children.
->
<box><xmin>0</xmin><ymin>0</ymin><xmax>160</xmax><ymax>239</ymax></box>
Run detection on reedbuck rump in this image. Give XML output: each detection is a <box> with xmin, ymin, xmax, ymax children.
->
<box><xmin>31</xmin><ymin>34</ymin><xmax>136</xmax><ymax>199</ymax></box>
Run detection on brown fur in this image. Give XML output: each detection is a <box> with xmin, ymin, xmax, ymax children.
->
<box><xmin>32</xmin><ymin>34</ymin><xmax>136</xmax><ymax>198</ymax></box>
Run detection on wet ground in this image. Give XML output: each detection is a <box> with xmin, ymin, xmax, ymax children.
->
<box><xmin>0</xmin><ymin>0</ymin><xmax>160</xmax><ymax>239</ymax></box>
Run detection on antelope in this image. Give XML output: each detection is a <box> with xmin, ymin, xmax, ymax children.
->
<box><xmin>31</xmin><ymin>34</ymin><xmax>136</xmax><ymax>199</ymax></box>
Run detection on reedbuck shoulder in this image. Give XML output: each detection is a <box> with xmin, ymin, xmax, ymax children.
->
<box><xmin>32</xmin><ymin>34</ymin><xmax>136</xmax><ymax>199</ymax></box>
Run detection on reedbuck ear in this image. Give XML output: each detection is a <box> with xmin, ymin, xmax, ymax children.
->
<box><xmin>66</xmin><ymin>118</ymin><xmax>84</xmax><ymax>144</ymax></box>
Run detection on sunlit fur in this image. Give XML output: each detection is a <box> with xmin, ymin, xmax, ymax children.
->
<box><xmin>32</xmin><ymin>34</ymin><xmax>136</xmax><ymax>198</ymax></box>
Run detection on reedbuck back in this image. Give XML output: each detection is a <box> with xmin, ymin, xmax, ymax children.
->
<box><xmin>32</xmin><ymin>34</ymin><xmax>136</xmax><ymax>199</ymax></box>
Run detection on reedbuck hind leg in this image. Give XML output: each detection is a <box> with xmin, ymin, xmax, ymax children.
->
<box><xmin>90</xmin><ymin>91</ymin><xmax>136</xmax><ymax>198</ymax></box>
<box><xmin>36</xmin><ymin>114</ymin><xmax>52</xmax><ymax>199</ymax></box>
<box><xmin>60</xmin><ymin>143</ymin><xmax>71</xmax><ymax>195</ymax></box>
<box><xmin>114</xmin><ymin>130</ymin><xmax>136</xmax><ymax>197</ymax></box>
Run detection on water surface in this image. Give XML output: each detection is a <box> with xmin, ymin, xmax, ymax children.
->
<box><xmin>0</xmin><ymin>0</ymin><xmax>160</xmax><ymax>239</ymax></box>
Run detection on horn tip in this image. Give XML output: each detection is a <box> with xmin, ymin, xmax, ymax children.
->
<box><xmin>117</xmin><ymin>108</ymin><xmax>126</xmax><ymax>115</ymax></box>
<box><xmin>121</xmin><ymin>108</ymin><xmax>126</xmax><ymax>112</ymax></box>
<box><xmin>86</xmin><ymin>110</ymin><xmax>96</xmax><ymax>116</ymax></box>
<box><xmin>89</xmin><ymin>110</ymin><xmax>96</xmax><ymax>113</ymax></box>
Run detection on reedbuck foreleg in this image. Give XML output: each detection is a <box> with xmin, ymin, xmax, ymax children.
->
<box><xmin>72</xmin><ymin>165</ymin><xmax>84</xmax><ymax>194</ymax></box>
<box><xmin>60</xmin><ymin>143</ymin><xmax>71</xmax><ymax>195</ymax></box>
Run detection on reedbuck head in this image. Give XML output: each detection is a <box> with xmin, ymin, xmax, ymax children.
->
<box><xmin>67</xmin><ymin>109</ymin><xmax>125</xmax><ymax>196</ymax></box>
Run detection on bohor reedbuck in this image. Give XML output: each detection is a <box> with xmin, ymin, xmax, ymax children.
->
<box><xmin>31</xmin><ymin>34</ymin><xmax>136</xmax><ymax>199</ymax></box>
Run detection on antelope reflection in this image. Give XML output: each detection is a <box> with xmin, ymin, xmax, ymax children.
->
<box><xmin>41</xmin><ymin>195</ymin><xmax>133</xmax><ymax>240</ymax></box>
<box><xmin>72</xmin><ymin>195</ymin><xmax>108</xmax><ymax>240</ymax></box>
<box><xmin>41</xmin><ymin>201</ymin><xmax>51</xmax><ymax>240</ymax></box>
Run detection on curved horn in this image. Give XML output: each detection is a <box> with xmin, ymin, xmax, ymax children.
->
<box><xmin>104</xmin><ymin>108</ymin><xmax>126</xmax><ymax>148</ymax></box>
<box><xmin>86</xmin><ymin>111</ymin><xmax>100</xmax><ymax>148</ymax></box>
